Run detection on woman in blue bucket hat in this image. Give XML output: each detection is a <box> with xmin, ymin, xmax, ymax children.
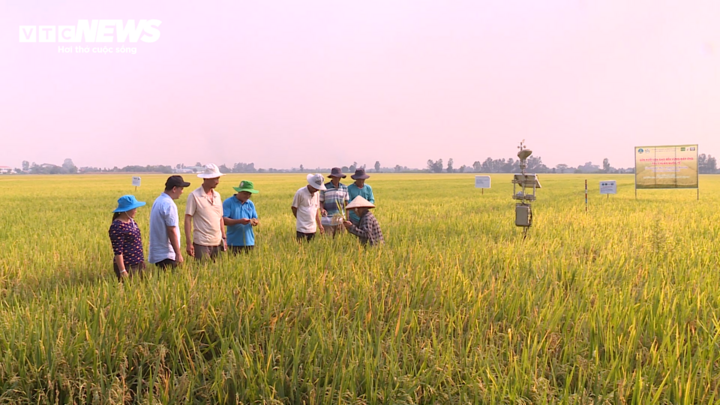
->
<box><xmin>109</xmin><ymin>195</ymin><xmax>146</xmax><ymax>281</ymax></box>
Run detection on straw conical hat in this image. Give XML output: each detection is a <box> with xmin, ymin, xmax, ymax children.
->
<box><xmin>346</xmin><ymin>196</ymin><xmax>375</xmax><ymax>209</ymax></box>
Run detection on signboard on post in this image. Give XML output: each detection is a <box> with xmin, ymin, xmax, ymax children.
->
<box><xmin>132</xmin><ymin>176</ymin><xmax>141</xmax><ymax>187</ymax></box>
<box><xmin>475</xmin><ymin>176</ymin><xmax>491</xmax><ymax>189</ymax></box>
<box><xmin>600</xmin><ymin>180</ymin><xmax>617</xmax><ymax>195</ymax></box>
<box><xmin>635</xmin><ymin>145</ymin><xmax>698</xmax><ymax>189</ymax></box>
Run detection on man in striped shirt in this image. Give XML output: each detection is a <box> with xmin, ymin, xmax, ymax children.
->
<box><xmin>320</xmin><ymin>167</ymin><xmax>349</xmax><ymax>237</ymax></box>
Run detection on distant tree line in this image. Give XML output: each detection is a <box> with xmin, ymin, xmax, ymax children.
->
<box><xmin>7</xmin><ymin>154</ymin><xmax>720</xmax><ymax>174</ymax></box>
<box><xmin>16</xmin><ymin>159</ymin><xmax>78</xmax><ymax>174</ymax></box>
<box><xmin>79</xmin><ymin>165</ymin><xmax>173</xmax><ymax>174</ymax></box>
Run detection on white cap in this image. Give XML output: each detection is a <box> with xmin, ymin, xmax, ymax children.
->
<box><xmin>306</xmin><ymin>173</ymin><xmax>326</xmax><ymax>190</ymax></box>
<box><xmin>197</xmin><ymin>163</ymin><xmax>224</xmax><ymax>179</ymax></box>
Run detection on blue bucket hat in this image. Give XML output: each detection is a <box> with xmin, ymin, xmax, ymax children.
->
<box><xmin>113</xmin><ymin>195</ymin><xmax>146</xmax><ymax>213</ymax></box>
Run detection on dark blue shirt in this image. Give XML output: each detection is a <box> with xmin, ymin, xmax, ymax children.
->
<box><xmin>109</xmin><ymin>219</ymin><xmax>144</xmax><ymax>266</ymax></box>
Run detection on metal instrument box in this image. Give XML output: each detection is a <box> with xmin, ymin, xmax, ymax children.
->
<box><xmin>515</xmin><ymin>204</ymin><xmax>532</xmax><ymax>227</ymax></box>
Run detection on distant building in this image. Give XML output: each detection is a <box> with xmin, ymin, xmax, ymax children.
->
<box><xmin>173</xmin><ymin>168</ymin><xmax>195</xmax><ymax>174</ymax></box>
<box><xmin>0</xmin><ymin>166</ymin><xmax>13</xmax><ymax>174</ymax></box>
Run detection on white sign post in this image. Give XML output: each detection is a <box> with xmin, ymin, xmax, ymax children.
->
<box><xmin>475</xmin><ymin>176</ymin><xmax>491</xmax><ymax>195</ymax></box>
<box><xmin>132</xmin><ymin>176</ymin><xmax>141</xmax><ymax>191</ymax></box>
<box><xmin>600</xmin><ymin>180</ymin><xmax>616</xmax><ymax>198</ymax></box>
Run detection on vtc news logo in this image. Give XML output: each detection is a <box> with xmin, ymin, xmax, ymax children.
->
<box><xmin>19</xmin><ymin>20</ymin><xmax>162</xmax><ymax>43</ymax></box>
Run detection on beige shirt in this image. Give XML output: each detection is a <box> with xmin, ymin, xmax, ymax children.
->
<box><xmin>185</xmin><ymin>186</ymin><xmax>223</xmax><ymax>246</ymax></box>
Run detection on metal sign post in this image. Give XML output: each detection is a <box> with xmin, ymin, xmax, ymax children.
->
<box><xmin>475</xmin><ymin>176</ymin><xmax>491</xmax><ymax>195</ymax></box>
<box><xmin>132</xmin><ymin>176</ymin><xmax>141</xmax><ymax>192</ymax></box>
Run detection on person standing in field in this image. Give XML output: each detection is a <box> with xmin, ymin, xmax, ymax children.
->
<box><xmin>185</xmin><ymin>164</ymin><xmax>227</xmax><ymax>261</ymax></box>
<box><xmin>343</xmin><ymin>196</ymin><xmax>384</xmax><ymax>246</ymax></box>
<box><xmin>347</xmin><ymin>168</ymin><xmax>375</xmax><ymax>225</ymax></box>
<box><xmin>223</xmin><ymin>180</ymin><xmax>260</xmax><ymax>254</ymax></box>
<box><xmin>320</xmin><ymin>167</ymin><xmax>350</xmax><ymax>237</ymax></box>
<box><xmin>291</xmin><ymin>173</ymin><xmax>325</xmax><ymax>242</ymax></box>
<box><xmin>109</xmin><ymin>195</ymin><xmax>147</xmax><ymax>280</ymax></box>
<box><xmin>148</xmin><ymin>175</ymin><xmax>191</xmax><ymax>269</ymax></box>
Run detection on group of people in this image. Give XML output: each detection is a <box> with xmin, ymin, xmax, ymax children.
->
<box><xmin>108</xmin><ymin>164</ymin><xmax>384</xmax><ymax>280</ymax></box>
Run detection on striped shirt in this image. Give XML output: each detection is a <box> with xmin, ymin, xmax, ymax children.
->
<box><xmin>320</xmin><ymin>182</ymin><xmax>349</xmax><ymax>226</ymax></box>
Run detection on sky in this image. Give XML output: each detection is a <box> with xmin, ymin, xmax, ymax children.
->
<box><xmin>1</xmin><ymin>0</ymin><xmax>719</xmax><ymax>170</ymax></box>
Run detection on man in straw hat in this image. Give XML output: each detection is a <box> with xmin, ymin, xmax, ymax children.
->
<box><xmin>149</xmin><ymin>175</ymin><xmax>191</xmax><ymax>269</ymax></box>
<box><xmin>343</xmin><ymin>196</ymin><xmax>384</xmax><ymax>246</ymax></box>
<box><xmin>320</xmin><ymin>167</ymin><xmax>350</xmax><ymax>237</ymax></box>
<box><xmin>292</xmin><ymin>173</ymin><xmax>325</xmax><ymax>242</ymax></box>
<box><xmin>185</xmin><ymin>163</ymin><xmax>227</xmax><ymax>261</ymax></box>
<box><xmin>347</xmin><ymin>168</ymin><xmax>375</xmax><ymax>225</ymax></box>
<box><xmin>223</xmin><ymin>180</ymin><xmax>260</xmax><ymax>254</ymax></box>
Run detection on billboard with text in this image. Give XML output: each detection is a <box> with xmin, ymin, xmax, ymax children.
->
<box><xmin>635</xmin><ymin>145</ymin><xmax>698</xmax><ymax>189</ymax></box>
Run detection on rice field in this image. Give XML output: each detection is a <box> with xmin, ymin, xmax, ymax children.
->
<box><xmin>1</xmin><ymin>173</ymin><xmax>719</xmax><ymax>404</ymax></box>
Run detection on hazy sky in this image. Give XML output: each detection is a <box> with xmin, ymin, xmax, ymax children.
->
<box><xmin>2</xmin><ymin>0</ymin><xmax>719</xmax><ymax>170</ymax></box>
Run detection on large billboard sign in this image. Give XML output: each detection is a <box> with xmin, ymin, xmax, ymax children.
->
<box><xmin>635</xmin><ymin>145</ymin><xmax>698</xmax><ymax>189</ymax></box>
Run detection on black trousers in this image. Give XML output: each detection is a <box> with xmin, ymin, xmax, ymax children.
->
<box><xmin>296</xmin><ymin>231</ymin><xmax>316</xmax><ymax>242</ymax></box>
<box><xmin>229</xmin><ymin>245</ymin><xmax>254</xmax><ymax>254</ymax></box>
<box><xmin>153</xmin><ymin>258</ymin><xmax>177</xmax><ymax>269</ymax></box>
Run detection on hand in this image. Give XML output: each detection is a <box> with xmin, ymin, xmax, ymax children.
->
<box><xmin>186</xmin><ymin>244</ymin><xmax>194</xmax><ymax>257</ymax></box>
<box><xmin>250</xmin><ymin>218</ymin><xmax>259</xmax><ymax>226</ymax></box>
<box><xmin>343</xmin><ymin>221</ymin><xmax>352</xmax><ymax>229</ymax></box>
<box><xmin>319</xmin><ymin>225</ymin><xmax>325</xmax><ymax>234</ymax></box>
<box><xmin>239</xmin><ymin>218</ymin><xmax>251</xmax><ymax>225</ymax></box>
<box><xmin>223</xmin><ymin>239</ymin><xmax>228</xmax><ymax>251</ymax></box>
<box><xmin>321</xmin><ymin>209</ymin><xmax>327</xmax><ymax>216</ymax></box>
<box><xmin>176</xmin><ymin>253</ymin><xmax>184</xmax><ymax>264</ymax></box>
<box><xmin>120</xmin><ymin>269</ymin><xmax>129</xmax><ymax>278</ymax></box>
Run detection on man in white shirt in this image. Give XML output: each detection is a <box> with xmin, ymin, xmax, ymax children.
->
<box><xmin>291</xmin><ymin>173</ymin><xmax>326</xmax><ymax>242</ymax></box>
<box><xmin>185</xmin><ymin>163</ymin><xmax>227</xmax><ymax>260</ymax></box>
<box><xmin>149</xmin><ymin>175</ymin><xmax>190</xmax><ymax>268</ymax></box>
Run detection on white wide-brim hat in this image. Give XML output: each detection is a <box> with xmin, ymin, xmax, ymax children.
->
<box><xmin>346</xmin><ymin>195</ymin><xmax>375</xmax><ymax>209</ymax></box>
<box><xmin>307</xmin><ymin>173</ymin><xmax>326</xmax><ymax>190</ymax></box>
<box><xmin>198</xmin><ymin>163</ymin><xmax>225</xmax><ymax>179</ymax></box>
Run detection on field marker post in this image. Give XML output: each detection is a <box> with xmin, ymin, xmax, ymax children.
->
<box><xmin>475</xmin><ymin>176</ymin><xmax>490</xmax><ymax>195</ymax></box>
<box><xmin>585</xmin><ymin>179</ymin><xmax>588</xmax><ymax>212</ymax></box>
<box><xmin>132</xmin><ymin>176</ymin><xmax>141</xmax><ymax>192</ymax></box>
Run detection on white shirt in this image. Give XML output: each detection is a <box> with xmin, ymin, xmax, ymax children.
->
<box><xmin>292</xmin><ymin>186</ymin><xmax>320</xmax><ymax>233</ymax></box>
<box><xmin>148</xmin><ymin>193</ymin><xmax>180</xmax><ymax>263</ymax></box>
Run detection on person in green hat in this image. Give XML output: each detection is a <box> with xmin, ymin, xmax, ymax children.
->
<box><xmin>223</xmin><ymin>180</ymin><xmax>260</xmax><ymax>253</ymax></box>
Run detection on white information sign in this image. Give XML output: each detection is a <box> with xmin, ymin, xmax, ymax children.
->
<box><xmin>132</xmin><ymin>176</ymin><xmax>142</xmax><ymax>187</ymax></box>
<box><xmin>600</xmin><ymin>180</ymin><xmax>616</xmax><ymax>194</ymax></box>
<box><xmin>475</xmin><ymin>176</ymin><xmax>491</xmax><ymax>189</ymax></box>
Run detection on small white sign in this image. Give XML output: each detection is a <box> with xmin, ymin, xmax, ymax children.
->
<box><xmin>600</xmin><ymin>180</ymin><xmax>616</xmax><ymax>194</ymax></box>
<box><xmin>475</xmin><ymin>176</ymin><xmax>491</xmax><ymax>189</ymax></box>
<box><xmin>132</xmin><ymin>176</ymin><xmax>141</xmax><ymax>187</ymax></box>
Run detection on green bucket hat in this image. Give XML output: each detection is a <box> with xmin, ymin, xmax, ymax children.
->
<box><xmin>233</xmin><ymin>180</ymin><xmax>259</xmax><ymax>194</ymax></box>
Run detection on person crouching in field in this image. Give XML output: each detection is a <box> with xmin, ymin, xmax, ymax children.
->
<box><xmin>223</xmin><ymin>180</ymin><xmax>260</xmax><ymax>254</ymax></box>
<box><xmin>343</xmin><ymin>196</ymin><xmax>384</xmax><ymax>246</ymax></box>
<box><xmin>292</xmin><ymin>174</ymin><xmax>325</xmax><ymax>242</ymax></box>
<box><xmin>109</xmin><ymin>195</ymin><xmax>146</xmax><ymax>280</ymax></box>
<box><xmin>347</xmin><ymin>168</ymin><xmax>374</xmax><ymax>226</ymax></box>
<box><xmin>149</xmin><ymin>175</ymin><xmax>190</xmax><ymax>269</ymax></box>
